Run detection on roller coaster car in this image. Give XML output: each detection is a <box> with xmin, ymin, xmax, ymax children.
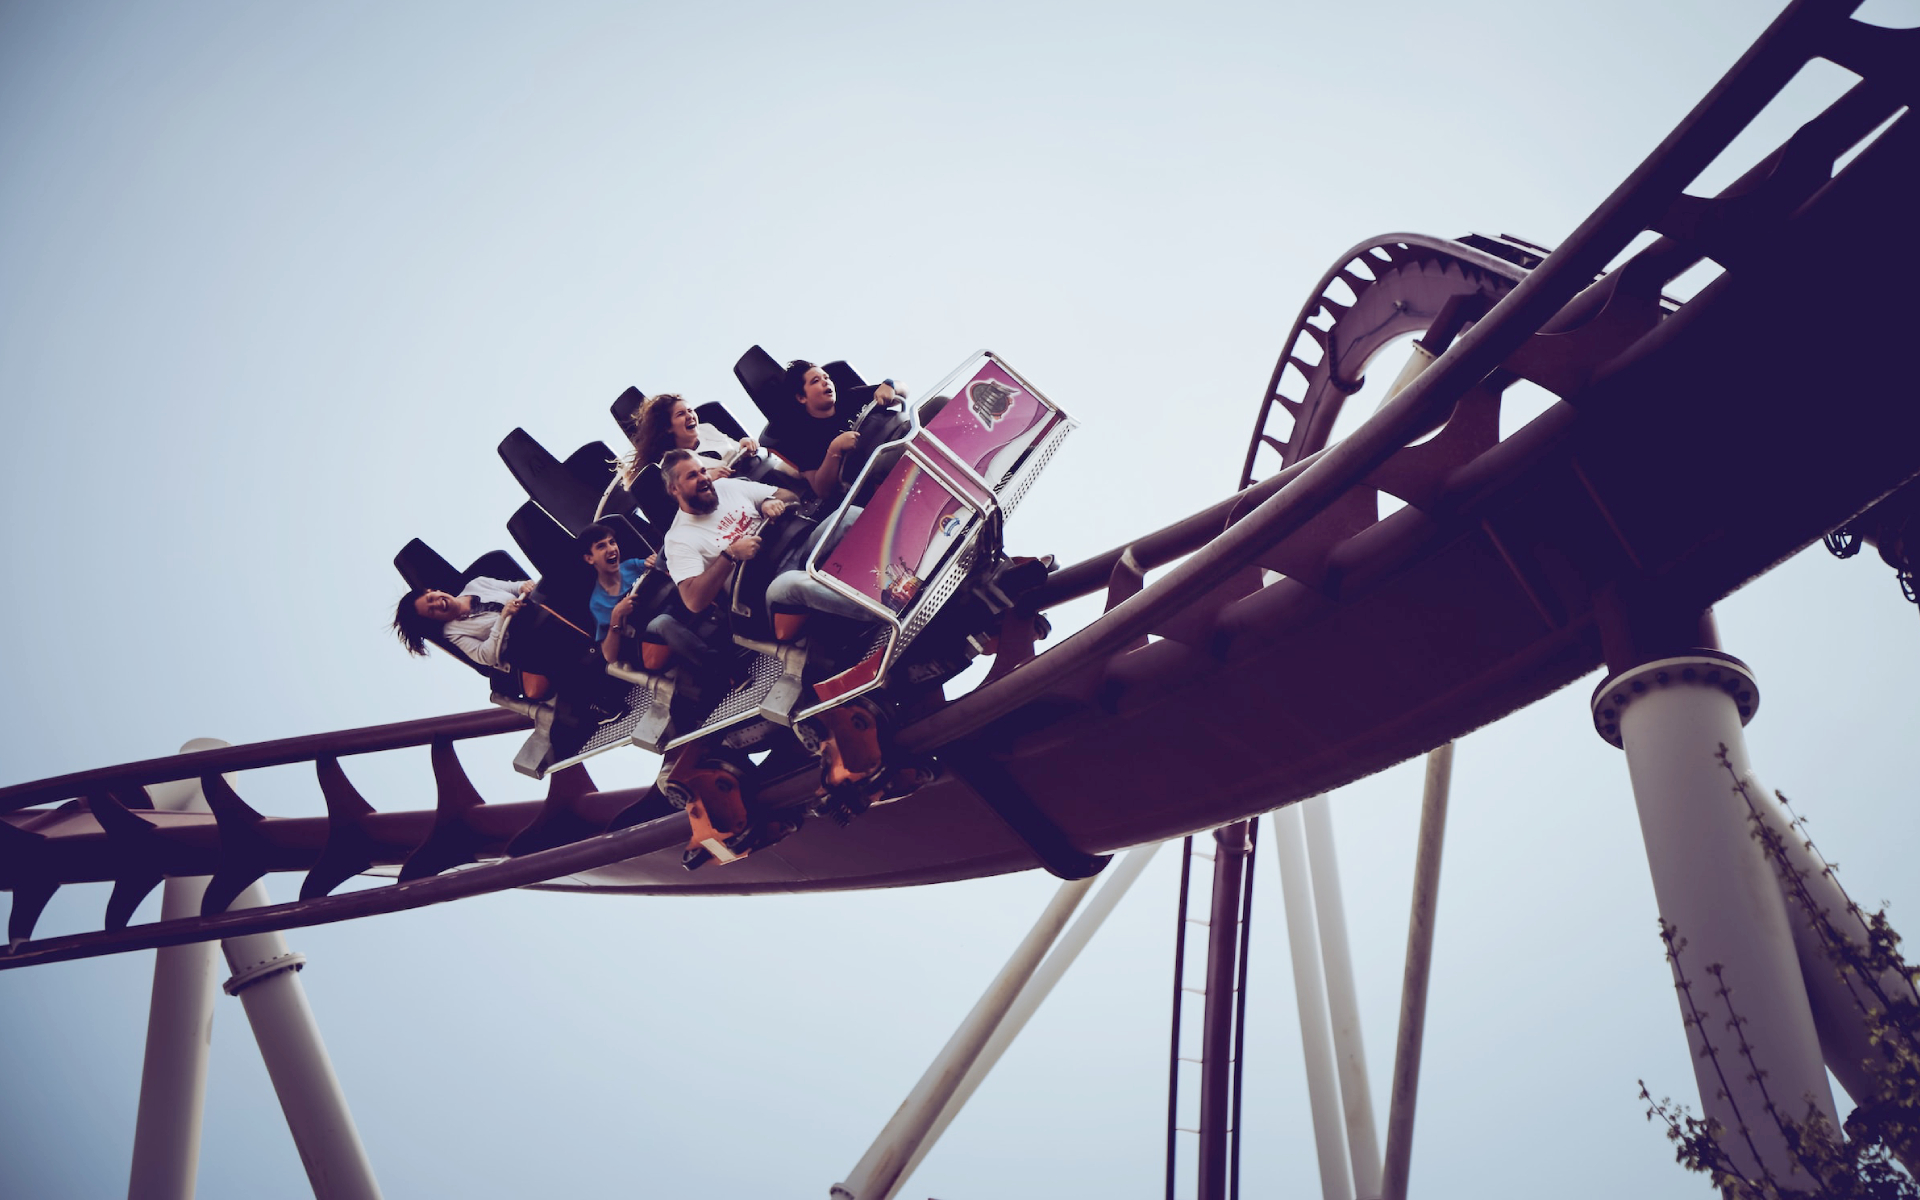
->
<box><xmin>513</xmin><ymin>352</ymin><xmax>1072</xmax><ymax>866</ymax></box>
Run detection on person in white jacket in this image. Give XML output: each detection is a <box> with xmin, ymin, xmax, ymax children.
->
<box><xmin>395</xmin><ymin>576</ymin><xmax>535</xmax><ymax>668</ymax></box>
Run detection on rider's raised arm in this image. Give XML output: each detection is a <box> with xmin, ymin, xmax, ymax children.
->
<box><xmin>805</xmin><ymin>432</ymin><xmax>859</xmax><ymax>500</ymax></box>
<box><xmin>674</xmin><ymin>540</ymin><xmax>745</xmax><ymax>614</ymax></box>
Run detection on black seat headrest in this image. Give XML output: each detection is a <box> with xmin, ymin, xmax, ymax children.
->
<box><xmin>563</xmin><ymin>442</ymin><xmax>618</xmax><ymax>492</ymax></box>
<box><xmin>822</xmin><ymin>359</ymin><xmax>867</xmax><ymax>390</ymax></box>
<box><xmin>394</xmin><ymin>538</ymin><xmax>462</xmax><ymax>595</ymax></box>
<box><xmin>507</xmin><ymin>502</ymin><xmax>581</xmax><ymax>582</ymax></box>
<box><xmin>499</xmin><ymin>428</ymin><xmax>605</xmax><ymax>536</ymax></box>
<box><xmin>629</xmin><ymin>463</ymin><xmax>679</xmax><ymax>533</ymax></box>
<box><xmin>462</xmin><ymin>550</ymin><xmax>529</xmax><ymax>586</ymax></box>
<box><xmin>733</xmin><ymin>345</ymin><xmax>786</xmax><ymax>423</ymax></box>
<box><xmin>696</xmin><ymin>401</ymin><xmax>750</xmax><ymax>442</ymax></box>
<box><xmin>601</xmin><ymin>512</ymin><xmax>655</xmax><ymax>562</ymax></box>
<box><xmin>611</xmin><ymin>386</ymin><xmax>646</xmax><ymax>440</ymax></box>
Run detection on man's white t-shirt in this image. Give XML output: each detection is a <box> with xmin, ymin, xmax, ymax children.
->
<box><xmin>663</xmin><ymin>476</ymin><xmax>778</xmax><ymax>587</ymax></box>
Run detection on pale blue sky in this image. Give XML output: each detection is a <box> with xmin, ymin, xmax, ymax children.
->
<box><xmin>2</xmin><ymin>2</ymin><xmax>1916</xmax><ymax>1197</ymax></box>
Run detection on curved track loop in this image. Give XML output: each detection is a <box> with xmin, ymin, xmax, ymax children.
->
<box><xmin>5</xmin><ymin>0</ymin><xmax>1919</xmax><ymax>967</ymax></box>
<box><xmin>1241</xmin><ymin>234</ymin><xmax>1528</xmax><ymax>483</ymax></box>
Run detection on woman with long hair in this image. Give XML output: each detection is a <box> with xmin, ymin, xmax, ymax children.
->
<box><xmin>621</xmin><ymin>393</ymin><xmax>756</xmax><ymax>485</ymax></box>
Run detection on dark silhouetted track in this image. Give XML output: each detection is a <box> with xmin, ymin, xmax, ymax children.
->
<box><xmin>4</xmin><ymin>0</ymin><xmax>1916</xmax><ymax>969</ymax></box>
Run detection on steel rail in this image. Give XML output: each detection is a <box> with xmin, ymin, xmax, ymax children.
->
<box><xmin>896</xmin><ymin>0</ymin><xmax>1847</xmax><ymax>758</ymax></box>
<box><xmin>0</xmin><ymin>0</ymin><xmax>1890</xmax><ymax>973</ymax></box>
<box><xmin>1237</xmin><ymin>234</ymin><xmax>1532</xmax><ymax>487</ymax></box>
<box><xmin>1037</xmin><ymin>235</ymin><xmax>1526</xmax><ymax>609</ymax></box>
<box><xmin>0</xmin><ymin>707</ymin><xmax>532</xmax><ymax>814</ymax></box>
<box><xmin>1031</xmin><ymin>446</ymin><xmax>1325</xmax><ymax>607</ymax></box>
<box><xmin>1028</xmin><ymin>76</ymin><xmax>1903</xmax><ymax>614</ymax></box>
<box><xmin>3</xmin><ymin>10</ymin><xmax>1890</xmax><ymax>823</ymax></box>
<box><xmin>0</xmin><ymin>811</ymin><xmax>689</xmax><ymax>970</ymax></box>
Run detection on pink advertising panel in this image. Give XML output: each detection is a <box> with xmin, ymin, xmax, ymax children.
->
<box><xmin>921</xmin><ymin>358</ymin><xmax>1055</xmax><ymax>488</ymax></box>
<box><xmin>816</xmin><ymin>457</ymin><xmax>975</xmax><ymax>615</ymax></box>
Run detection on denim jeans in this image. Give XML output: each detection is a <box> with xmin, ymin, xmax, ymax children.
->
<box><xmin>765</xmin><ymin>570</ymin><xmax>878</xmax><ymax>622</ymax></box>
<box><xmin>645</xmin><ymin>609</ymin><xmax>726</xmax><ymax>671</ymax></box>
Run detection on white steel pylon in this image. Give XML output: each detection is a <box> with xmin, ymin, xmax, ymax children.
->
<box><xmin>835</xmin><ymin>842</ymin><xmax>1163</xmax><ymax>1200</ymax></box>
<box><xmin>1595</xmin><ymin>645</ymin><xmax>1837</xmax><ymax>1185</ymax></box>
<box><xmin>125</xmin><ymin>740</ymin><xmax>381</xmax><ymax>1200</ymax></box>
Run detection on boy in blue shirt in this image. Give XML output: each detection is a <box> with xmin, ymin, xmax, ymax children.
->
<box><xmin>579</xmin><ymin>523</ymin><xmax>652</xmax><ymax>665</ymax></box>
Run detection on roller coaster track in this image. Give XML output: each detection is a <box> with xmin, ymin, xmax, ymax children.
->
<box><xmin>3</xmin><ymin>0</ymin><xmax>1917</xmax><ymax>972</ymax></box>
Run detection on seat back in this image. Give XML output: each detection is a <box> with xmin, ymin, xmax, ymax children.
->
<box><xmin>610</xmin><ymin>385</ymin><xmax>646</xmax><ymax>443</ymax></box>
<box><xmin>501</xmin><ymin>516</ymin><xmax>601</xmax><ymax>634</ymax></box>
<box><xmin>462</xmin><ymin>550</ymin><xmax>530</xmax><ymax>585</ymax></box>
<box><xmin>395</xmin><ymin>539</ymin><xmax>462</xmax><ymax>595</ymax></box>
<box><xmin>733</xmin><ymin>345</ymin><xmax>787</xmax><ymax>422</ymax></box>
<box><xmin>628</xmin><ymin>462</ymin><xmax>680</xmax><ymax>533</ymax></box>
<box><xmin>498</xmin><ymin>427</ymin><xmax>603</xmax><ymax>536</ymax></box>
<box><xmin>508</xmin><ymin>502</ymin><xmax>586</xmax><ymax>583</ymax></box>
<box><xmin>564</xmin><ymin>441</ymin><xmax>617</xmax><ymax>495</ymax></box>
<box><xmin>823</xmin><ymin>359</ymin><xmax>867</xmax><ymax>390</ymax></box>
<box><xmin>695</xmin><ymin>401</ymin><xmax>750</xmax><ymax>442</ymax></box>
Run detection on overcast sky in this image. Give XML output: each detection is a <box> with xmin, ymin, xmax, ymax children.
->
<box><xmin>3</xmin><ymin>2</ymin><xmax>1917</xmax><ymax>1197</ymax></box>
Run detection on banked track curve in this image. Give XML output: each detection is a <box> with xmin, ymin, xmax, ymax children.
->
<box><xmin>3</xmin><ymin>0</ymin><xmax>1918</xmax><ymax>969</ymax></box>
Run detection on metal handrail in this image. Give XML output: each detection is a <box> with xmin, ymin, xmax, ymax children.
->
<box><xmin>0</xmin><ymin>707</ymin><xmax>530</xmax><ymax>813</ymax></box>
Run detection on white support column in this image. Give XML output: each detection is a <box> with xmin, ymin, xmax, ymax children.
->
<box><xmin>882</xmin><ymin>843</ymin><xmax>1163</xmax><ymax>1200</ymax></box>
<box><xmin>124</xmin><ymin>737</ymin><xmax>380</xmax><ymax>1200</ymax></box>
<box><xmin>1743</xmin><ymin>774</ymin><xmax>1918</xmax><ymax>1108</ymax></box>
<box><xmin>1381</xmin><ymin>742</ymin><xmax>1453</xmax><ymax>1200</ymax></box>
<box><xmin>223</xmin><ymin>881</ymin><xmax>383</xmax><ymax>1200</ymax></box>
<box><xmin>1273</xmin><ymin>804</ymin><xmax>1355</xmax><ymax>1200</ymax></box>
<box><xmin>1302</xmin><ymin>795</ymin><xmax>1382</xmax><ymax>1200</ymax></box>
<box><xmin>129</xmin><ymin>874</ymin><xmax>221</xmax><ymax>1200</ymax></box>
<box><xmin>127</xmin><ymin>741</ymin><xmax>229</xmax><ymax>1200</ymax></box>
<box><xmin>1594</xmin><ymin>652</ymin><xmax>1836</xmax><ymax>1187</ymax></box>
<box><xmin>832</xmin><ymin>873</ymin><xmax>1098</xmax><ymax>1200</ymax></box>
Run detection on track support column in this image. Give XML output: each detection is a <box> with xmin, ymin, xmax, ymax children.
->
<box><xmin>223</xmin><ymin>882</ymin><xmax>383</xmax><ymax>1200</ymax></box>
<box><xmin>1303</xmin><ymin>795</ymin><xmax>1381</xmax><ymax>1199</ymax></box>
<box><xmin>1592</xmin><ymin>624</ymin><xmax>1835</xmax><ymax>1186</ymax></box>
<box><xmin>1196</xmin><ymin>821</ymin><xmax>1252</xmax><ymax>1200</ymax></box>
<box><xmin>883</xmin><ymin>843</ymin><xmax>1163</xmax><ymax>1200</ymax></box>
<box><xmin>128</xmin><ymin>741</ymin><xmax>229</xmax><ymax>1200</ymax></box>
<box><xmin>831</xmin><ymin>872</ymin><xmax>1097</xmax><ymax>1200</ymax></box>
<box><xmin>127</xmin><ymin>739</ymin><xmax>380</xmax><ymax>1200</ymax></box>
<box><xmin>1381</xmin><ymin>742</ymin><xmax>1452</xmax><ymax>1200</ymax></box>
<box><xmin>1274</xmin><ymin>803</ymin><xmax>1355</xmax><ymax>1200</ymax></box>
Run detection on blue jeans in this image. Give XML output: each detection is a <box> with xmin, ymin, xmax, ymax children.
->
<box><xmin>646</xmin><ymin>609</ymin><xmax>725</xmax><ymax>671</ymax></box>
<box><xmin>766</xmin><ymin>570</ymin><xmax>879</xmax><ymax>622</ymax></box>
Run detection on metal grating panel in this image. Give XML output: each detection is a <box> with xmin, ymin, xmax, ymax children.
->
<box><xmin>995</xmin><ymin>421</ymin><xmax>1073</xmax><ymax>519</ymax></box>
<box><xmin>690</xmin><ymin>652</ymin><xmax>785</xmax><ymax>728</ymax></box>
<box><xmin>901</xmin><ymin>544</ymin><xmax>976</xmax><ymax>653</ymax></box>
<box><xmin>571</xmin><ymin>682</ymin><xmax>658</xmax><ymax>757</ymax></box>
